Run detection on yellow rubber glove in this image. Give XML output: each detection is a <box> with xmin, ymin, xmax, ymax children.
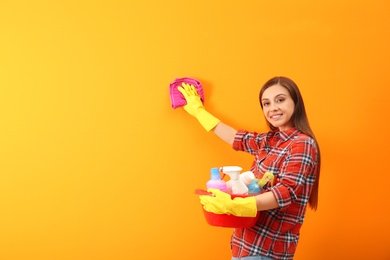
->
<box><xmin>200</xmin><ymin>188</ymin><xmax>257</xmax><ymax>217</ymax></box>
<box><xmin>177</xmin><ymin>83</ymin><xmax>220</xmax><ymax>132</ymax></box>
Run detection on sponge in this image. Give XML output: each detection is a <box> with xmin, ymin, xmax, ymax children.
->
<box><xmin>169</xmin><ymin>77</ymin><xmax>204</xmax><ymax>109</ymax></box>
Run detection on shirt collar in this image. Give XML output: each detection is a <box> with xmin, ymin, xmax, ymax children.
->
<box><xmin>274</xmin><ymin>127</ymin><xmax>299</xmax><ymax>141</ymax></box>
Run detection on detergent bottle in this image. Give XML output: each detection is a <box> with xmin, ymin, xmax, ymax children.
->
<box><xmin>206</xmin><ymin>167</ymin><xmax>228</xmax><ymax>192</ymax></box>
<box><xmin>240</xmin><ymin>171</ymin><xmax>255</xmax><ymax>186</ymax></box>
<box><xmin>247</xmin><ymin>171</ymin><xmax>275</xmax><ymax>194</ymax></box>
<box><xmin>247</xmin><ymin>179</ymin><xmax>261</xmax><ymax>194</ymax></box>
<box><xmin>221</xmin><ymin>166</ymin><xmax>248</xmax><ymax>195</ymax></box>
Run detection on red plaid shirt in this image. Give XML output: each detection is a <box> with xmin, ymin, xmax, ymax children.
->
<box><xmin>231</xmin><ymin>128</ymin><xmax>318</xmax><ymax>260</ymax></box>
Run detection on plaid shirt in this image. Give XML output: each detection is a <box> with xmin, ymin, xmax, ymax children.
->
<box><xmin>231</xmin><ymin>128</ymin><xmax>318</xmax><ymax>260</ymax></box>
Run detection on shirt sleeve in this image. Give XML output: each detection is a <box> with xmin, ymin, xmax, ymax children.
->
<box><xmin>232</xmin><ymin>129</ymin><xmax>266</xmax><ymax>156</ymax></box>
<box><xmin>270</xmin><ymin>137</ymin><xmax>318</xmax><ymax>209</ymax></box>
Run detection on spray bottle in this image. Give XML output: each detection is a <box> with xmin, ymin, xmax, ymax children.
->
<box><xmin>221</xmin><ymin>166</ymin><xmax>248</xmax><ymax>195</ymax></box>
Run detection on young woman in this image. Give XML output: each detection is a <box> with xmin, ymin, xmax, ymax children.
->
<box><xmin>178</xmin><ymin>76</ymin><xmax>321</xmax><ymax>260</ymax></box>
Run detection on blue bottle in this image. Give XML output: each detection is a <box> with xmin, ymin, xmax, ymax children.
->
<box><xmin>247</xmin><ymin>179</ymin><xmax>261</xmax><ymax>194</ymax></box>
<box><xmin>206</xmin><ymin>168</ymin><xmax>228</xmax><ymax>192</ymax></box>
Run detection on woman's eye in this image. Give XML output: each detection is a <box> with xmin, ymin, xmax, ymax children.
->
<box><xmin>277</xmin><ymin>98</ymin><xmax>284</xmax><ymax>103</ymax></box>
<box><xmin>263</xmin><ymin>102</ymin><xmax>269</xmax><ymax>106</ymax></box>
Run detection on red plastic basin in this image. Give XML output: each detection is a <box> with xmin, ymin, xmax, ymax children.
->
<box><xmin>196</xmin><ymin>189</ymin><xmax>259</xmax><ymax>228</ymax></box>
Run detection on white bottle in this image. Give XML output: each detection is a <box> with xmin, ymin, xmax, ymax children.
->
<box><xmin>240</xmin><ymin>171</ymin><xmax>255</xmax><ymax>186</ymax></box>
<box><xmin>221</xmin><ymin>166</ymin><xmax>248</xmax><ymax>195</ymax></box>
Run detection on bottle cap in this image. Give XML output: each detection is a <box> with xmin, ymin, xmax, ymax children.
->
<box><xmin>210</xmin><ymin>167</ymin><xmax>221</xmax><ymax>180</ymax></box>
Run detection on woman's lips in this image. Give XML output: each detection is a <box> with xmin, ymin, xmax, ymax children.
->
<box><xmin>270</xmin><ymin>114</ymin><xmax>282</xmax><ymax>120</ymax></box>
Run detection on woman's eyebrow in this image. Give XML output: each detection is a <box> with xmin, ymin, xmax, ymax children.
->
<box><xmin>262</xmin><ymin>93</ymin><xmax>287</xmax><ymax>101</ymax></box>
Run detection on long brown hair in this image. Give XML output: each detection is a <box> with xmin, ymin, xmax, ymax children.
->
<box><xmin>259</xmin><ymin>76</ymin><xmax>321</xmax><ymax>211</ymax></box>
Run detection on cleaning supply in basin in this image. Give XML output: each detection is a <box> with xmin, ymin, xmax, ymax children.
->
<box><xmin>221</xmin><ymin>166</ymin><xmax>248</xmax><ymax>195</ymax></box>
<box><xmin>226</xmin><ymin>170</ymin><xmax>254</xmax><ymax>193</ymax></box>
<box><xmin>194</xmin><ymin>165</ymin><xmax>259</xmax><ymax>228</ymax></box>
<box><xmin>169</xmin><ymin>77</ymin><xmax>205</xmax><ymax>109</ymax></box>
<box><xmin>247</xmin><ymin>171</ymin><xmax>275</xmax><ymax>195</ymax></box>
<box><xmin>206</xmin><ymin>167</ymin><xmax>227</xmax><ymax>192</ymax></box>
<box><xmin>247</xmin><ymin>179</ymin><xmax>261</xmax><ymax>194</ymax></box>
<box><xmin>258</xmin><ymin>171</ymin><xmax>275</xmax><ymax>188</ymax></box>
<box><xmin>240</xmin><ymin>171</ymin><xmax>255</xmax><ymax>186</ymax></box>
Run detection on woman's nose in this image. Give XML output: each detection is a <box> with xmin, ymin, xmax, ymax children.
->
<box><xmin>270</xmin><ymin>103</ymin><xmax>279</xmax><ymax>111</ymax></box>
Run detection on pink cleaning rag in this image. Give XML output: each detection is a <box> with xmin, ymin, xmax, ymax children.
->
<box><xmin>169</xmin><ymin>77</ymin><xmax>205</xmax><ymax>109</ymax></box>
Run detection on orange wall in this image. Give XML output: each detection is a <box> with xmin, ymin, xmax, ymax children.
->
<box><xmin>1</xmin><ymin>1</ymin><xmax>389</xmax><ymax>259</ymax></box>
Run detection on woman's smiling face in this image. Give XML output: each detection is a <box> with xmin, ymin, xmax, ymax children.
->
<box><xmin>261</xmin><ymin>84</ymin><xmax>295</xmax><ymax>131</ymax></box>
